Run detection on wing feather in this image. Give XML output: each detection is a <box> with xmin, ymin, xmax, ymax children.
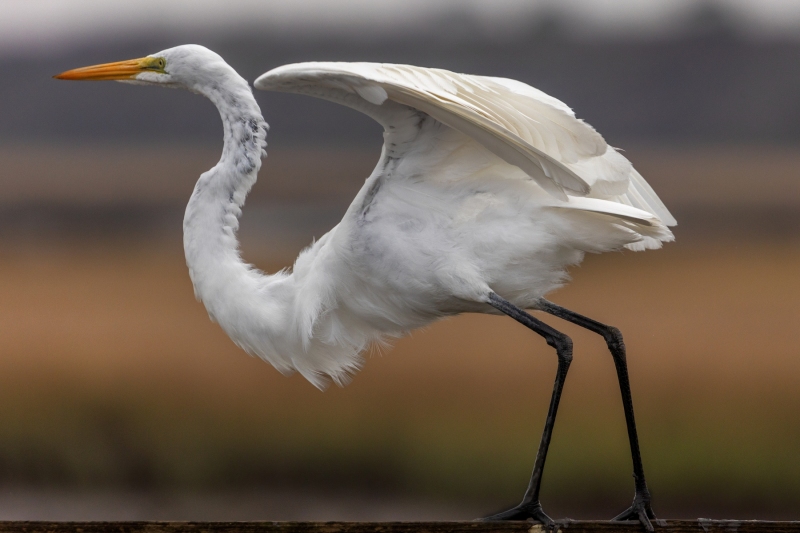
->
<box><xmin>256</xmin><ymin>62</ymin><xmax>591</xmax><ymax>200</ymax></box>
<box><xmin>255</xmin><ymin>62</ymin><xmax>675</xmax><ymax>226</ymax></box>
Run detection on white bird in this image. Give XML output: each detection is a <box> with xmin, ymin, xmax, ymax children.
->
<box><xmin>56</xmin><ymin>45</ymin><xmax>675</xmax><ymax>530</ymax></box>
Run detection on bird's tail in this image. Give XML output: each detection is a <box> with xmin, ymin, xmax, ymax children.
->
<box><xmin>547</xmin><ymin>197</ymin><xmax>675</xmax><ymax>252</ymax></box>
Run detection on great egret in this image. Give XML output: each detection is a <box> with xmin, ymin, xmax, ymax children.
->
<box><xmin>55</xmin><ymin>45</ymin><xmax>675</xmax><ymax>529</ymax></box>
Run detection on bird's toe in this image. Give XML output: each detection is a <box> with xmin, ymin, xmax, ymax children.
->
<box><xmin>613</xmin><ymin>495</ymin><xmax>656</xmax><ymax>532</ymax></box>
<box><xmin>481</xmin><ymin>500</ymin><xmax>554</xmax><ymax>527</ymax></box>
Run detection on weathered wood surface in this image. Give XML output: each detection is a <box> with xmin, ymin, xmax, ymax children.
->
<box><xmin>1</xmin><ymin>521</ymin><xmax>799</xmax><ymax>533</ymax></box>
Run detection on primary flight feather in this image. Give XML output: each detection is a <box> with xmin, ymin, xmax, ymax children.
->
<box><xmin>56</xmin><ymin>45</ymin><xmax>673</xmax><ymax>529</ymax></box>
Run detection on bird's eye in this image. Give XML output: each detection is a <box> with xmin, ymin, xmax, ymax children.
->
<box><xmin>144</xmin><ymin>57</ymin><xmax>166</xmax><ymax>71</ymax></box>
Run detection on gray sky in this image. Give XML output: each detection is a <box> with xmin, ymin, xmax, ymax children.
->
<box><xmin>4</xmin><ymin>0</ymin><xmax>800</xmax><ymax>56</ymax></box>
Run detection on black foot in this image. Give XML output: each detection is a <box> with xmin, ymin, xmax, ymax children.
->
<box><xmin>613</xmin><ymin>493</ymin><xmax>656</xmax><ymax>532</ymax></box>
<box><xmin>482</xmin><ymin>500</ymin><xmax>554</xmax><ymax>527</ymax></box>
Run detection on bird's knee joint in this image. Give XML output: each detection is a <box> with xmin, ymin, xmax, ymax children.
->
<box><xmin>550</xmin><ymin>334</ymin><xmax>573</xmax><ymax>363</ymax></box>
<box><xmin>605</xmin><ymin>326</ymin><xmax>625</xmax><ymax>350</ymax></box>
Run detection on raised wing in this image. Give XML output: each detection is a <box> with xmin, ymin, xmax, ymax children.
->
<box><xmin>255</xmin><ymin>62</ymin><xmax>675</xmax><ymax>225</ymax></box>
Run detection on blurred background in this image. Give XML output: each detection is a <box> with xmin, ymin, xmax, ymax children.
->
<box><xmin>1</xmin><ymin>0</ymin><xmax>799</xmax><ymax>522</ymax></box>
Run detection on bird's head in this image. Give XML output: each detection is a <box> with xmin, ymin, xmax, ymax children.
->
<box><xmin>54</xmin><ymin>44</ymin><xmax>237</xmax><ymax>93</ymax></box>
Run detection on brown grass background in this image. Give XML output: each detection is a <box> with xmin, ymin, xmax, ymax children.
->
<box><xmin>0</xmin><ymin>144</ymin><xmax>798</xmax><ymax>519</ymax></box>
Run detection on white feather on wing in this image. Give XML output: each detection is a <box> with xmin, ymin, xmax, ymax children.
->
<box><xmin>255</xmin><ymin>62</ymin><xmax>676</xmax><ymax>229</ymax></box>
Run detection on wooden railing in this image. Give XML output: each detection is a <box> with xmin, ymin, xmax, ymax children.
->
<box><xmin>1</xmin><ymin>521</ymin><xmax>799</xmax><ymax>533</ymax></box>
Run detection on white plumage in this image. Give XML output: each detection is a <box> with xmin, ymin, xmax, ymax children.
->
<box><xmin>257</xmin><ymin>62</ymin><xmax>675</xmax><ymax>223</ymax></box>
<box><xmin>250</xmin><ymin>62</ymin><xmax>674</xmax><ymax>386</ymax></box>
<box><xmin>54</xmin><ymin>46</ymin><xmax>676</xmax><ymax>383</ymax></box>
<box><xmin>56</xmin><ymin>45</ymin><xmax>671</xmax><ymax>527</ymax></box>
<box><xmin>57</xmin><ymin>46</ymin><xmax>675</xmax><ymax>387</ymax></box>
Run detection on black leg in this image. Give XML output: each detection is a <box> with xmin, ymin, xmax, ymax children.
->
<box><xmin>482</xmin><ymin>292</ymin><xmax>574</xmax><ymax>527</ymax></box>
<box><xmin>537</xmin><ymin>298</ymin><xmax>655</xmax><ymax>532</ymax></box>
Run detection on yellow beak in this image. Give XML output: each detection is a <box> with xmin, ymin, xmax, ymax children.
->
<box><xmin>54</xmin><ymin>57</ymin><xmax>159</xmax><ymax>81</ymax></box>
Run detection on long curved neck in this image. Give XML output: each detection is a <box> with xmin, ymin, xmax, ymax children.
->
<box><xmin>182</xmin><ymin>70</ymin><xmax>277</xmax><ymax>325</ymax></box>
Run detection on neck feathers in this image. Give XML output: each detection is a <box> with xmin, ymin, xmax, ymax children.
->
<box><xmin>183</xmin><ymin>69</ymin><xmax>266</xmax><ymax>266</ymax></box>
<box><xmin>182</xmin><ymin>70</ymin><xmax>277</xmax><ymax>348</ymax></box>
<box><xmin>203</xmin><ymin>71</ymin><xmax>268</xmax><ymax>192</ymax></box>
<box><xmin>181</xmin><ymin>65</ymin><xmax>383</xmax><ymax>389</ymax></box>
